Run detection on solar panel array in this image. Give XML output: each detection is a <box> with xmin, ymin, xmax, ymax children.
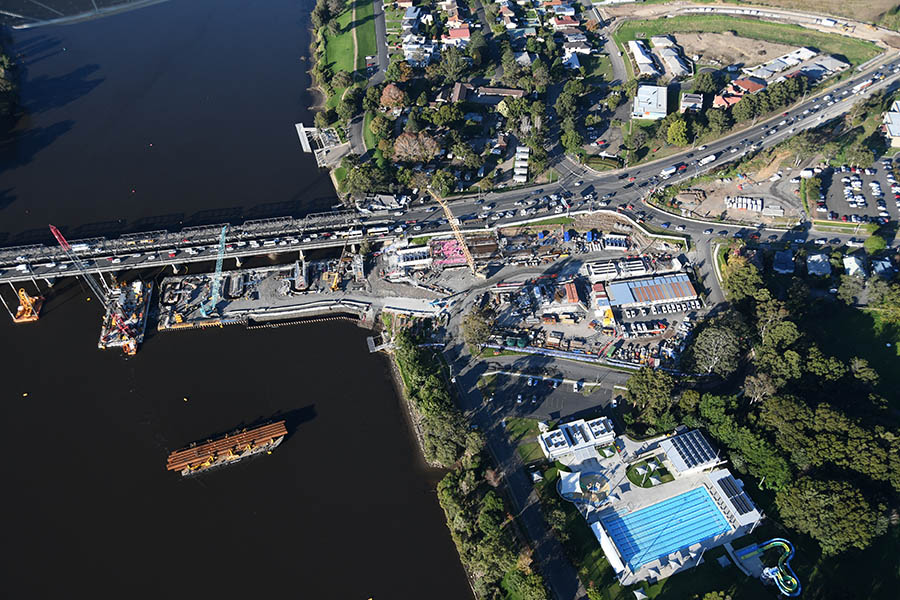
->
<box><xmin>718</xmin><ymin>475</ymin><xmax>756</xmax><ymax>516</ymax></box>
<box><xmin>671</xmin><ymin>430</ymin><xmax>717</xmax><ymax>469</ymax></box>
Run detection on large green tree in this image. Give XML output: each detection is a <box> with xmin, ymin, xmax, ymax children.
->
<box><xmin>626</xmin><ymin>367</ymin><xmax>675</xmax><ymax>418</ymax></box>
<box><xmin>722</xmin><ymin>255</ymin><xmax>763</xmax><ymax>302</ymax></box>
<box><xmin>776</xmin><ymin>477</ymin><xmax>879</xmax><ymax>556</ymax></box>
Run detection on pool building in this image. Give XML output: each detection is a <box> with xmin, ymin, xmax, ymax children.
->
<box><xmin>550</xmin><ymin>426</ymin><xmax>763</xmax><ymax>586</ymax></box>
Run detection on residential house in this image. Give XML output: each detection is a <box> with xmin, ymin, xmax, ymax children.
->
<box><xmin>733</xmin><ymin>77</ymin><xmax>767</xmax><ymax>94</ymax></box>
<box><xmin>396</xmin><ymin>0</ymin><xmax>414</xmax><ymax>7</ymax></box>
<box><xmin>773</xmin><ymin>250</ymin><xmax>795</xmax><ymax>274</ymax></box>
<box><xmin>503</xmin><ymin>14</ymin><xmax>519</xmax><ymax>30</ymax></box>
<box><xmin>680</xmin><ymin>93</ymin><xmax>703</xmax><ymax>113</ymax></box>
<box><xmin>451</xmin><ymin>81</ymin><xmax>474</xmax><ymax>102</ymax></box>
<box><xmin>806</xmin><ymin>253</ymin><xmax>832</xmax><ymax>277</ymax></box>
<box><xmin>514</xmin><ymin>51</ymin><xmax>536</xmax><ymax>67</ymax></box>
<box><xmin>628</xmin><ymin>40</ymin><xmax>659</xmax><ymax>77</ymax></box>
<box><xmin>402</xmin><ymin>6</ymin><xmax>423</xmax><ymax>32</ymax></box>
<box><xmin>551</xmin><ymin>16</ymin><xmax>579</xmax><ymax>30</ymax></box>
<box><xmin>632</xmin><ymin>85</ymin><xmax>668</xmax><ymax>120</ymax></box>
<box><xmin>552</xmin><ymin>5</ymin><xmax>576</xmax><ymax>16</ymax></box>
<box><xmin>650</xmin><ymin>35</ymin><xmax>675</xmax><ymax>47</ymax></box>
<box><xmin>402</xmin><ymin>34</ymin><xmax>438</xmax><ymax>66</ymax></box>
<box><xmin>658</xmin><ymin>47</ymin><xmax>691</xmax><ymax>77</ymax></box>
<box><xmin>560</xmin><ymin>28</ymin><xmax>587</xmax><ymax>43</ymax></box>
<box><xmin>441</xmin><ymin>26</ymin><xmax>471</xmax><ymax>48</ymax></box>
<box><xmin>713</xmin><ymin>78</ymin><xmax>766</xmax><ymax>109</ymax></box>
<box><xmin>562</xmin><ymin>53</ymin><xmax>581</xmax><ymax>70</ymax></box>
<box><xmin>509</xmin><ymin>28</ymin><xmax>537</xmax><ymax>44</ymax></box>
<box><xmin>563</xmin><ymin>41</ymin><xmax>591</xmax><ymax>56</ymax></box>
<box><xmin>843</xmin><ymin>255</ymin><xmax>867</xmax><ymax>278</ymax></box>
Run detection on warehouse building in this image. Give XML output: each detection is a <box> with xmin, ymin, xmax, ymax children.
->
<box><xmin>605</xmin><ymin>274</ymin><xmax>698</xmax><ymax>308</ymax></box>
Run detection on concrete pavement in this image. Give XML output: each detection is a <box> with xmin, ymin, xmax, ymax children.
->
<box><xmin>370</xmin><ymin>0</ymin><xmax>388</xmax><ymax>86</ymax></box>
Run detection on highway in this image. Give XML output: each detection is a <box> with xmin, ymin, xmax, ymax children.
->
<box><xmin>2</xmin><ymin>51</ymin><xmax>899</xmax><ymax>288</ymax></box>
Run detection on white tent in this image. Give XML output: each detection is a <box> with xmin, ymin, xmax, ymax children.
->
<box><xmin>636</xmin><ymin>465</ymin><xmax>648</xmax><ymax>476</ymax></box>
<box><xmin>633</xmin><ymin>589</ymin><xmax>649</xmax><ymax>600</ymax></box>
<box><xmin>591</xmin><ymin>522</ymin><xmax>626</xmax><ymax>574</ymax></box>
<box><xmin>650</xmin><ymin>475</ymin><xmax>662</xmax><ymax>486</ymax></box>
<box><xmin>559</xmin><ymin>470</ymin><xmax>582</xmax><ymax>495</ymax></box>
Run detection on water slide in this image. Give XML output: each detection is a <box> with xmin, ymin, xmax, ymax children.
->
<box><xmin>736</xmin><ymin>538</ymin><xmax>801</xmax><ymax>597</ymax></box>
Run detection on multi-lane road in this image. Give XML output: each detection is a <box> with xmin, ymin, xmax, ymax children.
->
<box><xmin>2</xmin><ymin>51</ymin><xmax>899</xmax><ymax>288</ymax></box>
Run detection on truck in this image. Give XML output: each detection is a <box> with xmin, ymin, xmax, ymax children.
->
<box><xmin>698</xmin><ymin>154</ymin><xmax>717</xmax><ymax>166</ymax></box>
<box><xmin>660</xmin><ymin>166</ymin><xmax>677</xmax><ymax>179</ymax></box>
<box><xmin>852</xmin><ymin>79</ymin><xmax>873</xmax><ymax>95</ymax></box>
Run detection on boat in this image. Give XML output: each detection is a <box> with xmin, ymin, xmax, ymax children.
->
<box><xmin>166</xmin><ymin>421</ymin><xmax>287</xmax><ymax>476</ymax></box>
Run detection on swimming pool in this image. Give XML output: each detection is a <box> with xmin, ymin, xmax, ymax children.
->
<box><xmin>602</xmin><ymin>487</ymin><xmax>730</xmax><ymax>570</ymax></box>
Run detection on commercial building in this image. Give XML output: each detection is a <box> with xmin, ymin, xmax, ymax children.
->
<box><xmin>605</xmin><ymin>274</ymin><xmax>697</xmax><ymax>308</ymax></box>
<box><xmin>538</xmin><ymin>417</ymin><xmax>616</xmax><ymax>460</ymax></box>
<box><xmin>632</xmin><ymin>85</ymin><xmax>668</xmax><ymax>121</ymax></box>
<box><xmin>659</xmin><ymin>430</ymin><xmax>725</xmax><ymax>477</ymax></box>
<box><xmin>884</xmin><ymin>101</ymin><xmax>900</xmax><ymax>148</ymax></box>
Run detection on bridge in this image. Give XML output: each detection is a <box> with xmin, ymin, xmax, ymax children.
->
<box><xmin>0</xmin><ymin>211</ymin><xmax>399</xmax><ymax>285</ymax></box>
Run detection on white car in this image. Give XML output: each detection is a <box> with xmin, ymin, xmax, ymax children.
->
<box><xmin>703</xmin><ymin>228</ymin><xmax>713</xmax><ymax>235</ymax></box>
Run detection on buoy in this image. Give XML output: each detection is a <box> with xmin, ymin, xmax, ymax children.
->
<box><xmin>183</xmin><ymin>397</ymin><xmax>188</xmax><ymax>402</ymax></box>
<box><xmin>22</xmin><ymin>393</ymin><xmax>28</xmax><ymax>397</ymax></box>
<box><xmin>131</xmin><ymin>189</ymin><xmax>136</xmax><ymax>193</ymax></box>
<box><xmin>86</xmin><ymin>297</ymin><xmax>91</xmax><ymax>302</ymax></box>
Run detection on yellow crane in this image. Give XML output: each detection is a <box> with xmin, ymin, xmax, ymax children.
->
<box><xmin>428</xmin><ymin>190</ymin><xmax>479</xmax><ymax>276</ymax></box>
<box><xmin>13</xmin><ymin>288</ymin><xmax>43</xmax><ymax>323</ymax></box>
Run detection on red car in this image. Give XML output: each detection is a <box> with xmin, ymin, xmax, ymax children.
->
<box><xmin>628</xmin><ymin>176</ymin><xmax>636</xmax><ymax>182</ymax></box>
<box><xmin>841</xmin><ymin>215</ymin><xmax>849</xmax><ymax>222</ymax></box>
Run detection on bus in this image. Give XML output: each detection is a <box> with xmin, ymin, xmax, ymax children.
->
<box><xmin>699</xmin><ymin>154</ymin><xmax>717</xmax><ymax>166</ymax></box>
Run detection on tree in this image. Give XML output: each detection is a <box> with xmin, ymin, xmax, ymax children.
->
<box><xmin>532</xmin><ymin>59</ymin><xmax>551</xmax><ymax>91</ymax></box>
<box><xmin>836</xmin><ymin>273</ymin><xmax>864</xmax><ymax>305</ymax></box>
<box><xmin>503</xmin><ymin>569</ymin><xmax>548</xmax><ymax>600</ymax></box>
<box><xmin>732</xmin><ymin>94</ymin><xmax>759</xmax><ymax>122</ymax></box>
<box><xmin>804</xmin><ymin>345</ymin><xmax>847</xmax><ymax>382</ymax></box>
<box><xmin>864</xmin><ymin>234</ymin><xmax>887</xmax><ymax>254</ymax></box>
<box><xmin>416</xmin><ymin>91</ymin><xmax>428</xmax><ymax>107</ymax></box>
<box><xmin>380</xmin><ymin>83</ymin><xmax>407</xmax><ymax>108</ymax></box>
<box><xmin>744</xmin><ymin>373</ymin><xmax>775</xmax><ymax>405</ymax></box>
<box><xmin>439</xmin><ymin>46</ymin><xmax>468</xmax><ymax>84</ymax></box>
<box><xmin>850</xmin><ymin>357</ymin><xmax>880</xmax><ymax>387</ymax></box>
<box><xmin>369</xmin><ymin>114</ymin><xmax>391</xmax><ymax>139</ymax></box>
<box><xmin>461</xmin><ymin>307</ymin><xmax>493</xmax><ymax>348</ymax></box>
<box><xmin>845</xmin><ymin>143</ymin><xmax>874</xmax><ymax>168</ymax></box>
<box><xmin>722</xmin><ymin>256</ymin><xmax>763</xmax><ymax>302</ymax></box>
<box><xmin>625</xmin><ymin>367</ymin><xmax>675</xmax><ymax>418</ymax></box>
<box><xmin>332</xmin><ymin>70</ymin><xmax>352</xmax><ymax>89</ymax></box>
<box><xmin>431</xmin><ymin>102</ymin><xmax>463</xmax><ymax>127</ymax></box>
<box><xmin>776</xmin><ymin>477</ymin><xmax>878</xmax><ymax>556</ymax></box>
<box><xmin>392</xmin><ymin>131</ymin><xmax>440</xmax><ymax>162</ymax></box>
<box><xmin>666</xmin><ymin>116</ymin><xmax>690</xmax><ymax>146</ymax></box>
<box><xmin>405</xmin><ymin>111</ymin><xmax>421</xmax><ymax>133</ymax></box>
<box><xmin>386</xmin><ymin>57</ymin><xmax>414</xmax><ymax>82</ymax></box>
<box><xmin>693</xmin><ymin>71</ymin><xmax>719</xmax><ymax>94</ymax></box>
<box><xmin>430</xmin><ymin>169</ymin><xmax>455</xmax><ymax>196</ymax></box>
<box><xmin>679</xmin><ymin>390</ymin><xmax>701</xmax><ymax>414</ymax></box>
<box><xmin>706</xmin><ymin>108</ymin><xmax>732</xmax><ymax>135</ymax></box>
<box><xmin>684</xmin><ymin>324</ymin><xmax>742</xmax><ymax>377</ymax></box>
<box><xmin>363</xmin><ymin>85</ymin><xmax>382</xmax><ymax>113</ymax></box>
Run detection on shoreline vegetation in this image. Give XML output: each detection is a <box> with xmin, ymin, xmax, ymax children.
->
<box><xmin>387</xmin><ymin>321</ymin><xmax>549</xmax><ymax>599</ymax></box>
<box><xmin>1</xmin><ymin>39</ymin><xmax>16</xmax><ymax>118</ymax></box>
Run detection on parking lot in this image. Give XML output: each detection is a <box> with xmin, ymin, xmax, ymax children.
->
<box><xmin>481</xmin><ymin>372</ymin><xmax>616</xmax><ymax>423</ymax></box>
<box><xmin>817</xmin><ymin>157</ymin><xmax>900</xmax><ymax>225</ymax></box>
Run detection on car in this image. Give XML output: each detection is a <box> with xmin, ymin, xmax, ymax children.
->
<box><xmin>768</xmin><ymin>234</ymin><xmax>779</xmax><ymax>241</ymax></box>
<box><xmin>734</xmin><ymin>232</ymin><xmax>744</xmax><ymax>238</ymax></box>
<box><xmin>698</xmin><ymin>145</ymin><xmax>707</xmax><ymax>151</ymax></box>
<box><xmin>703</xmin><ymin>228</ymin><xmax>713</xmax><ymax>235</ymax></box>
<box><xmin>516</xmin><ymin>394</ymin><xmax>523</xmax><ymax>404</ymax></box>
<box><xmin>661</xmin><ymin>222</ymin><xmax>670</xmax><ymax>229</ymax></box>
<box><xmin>730</xmin><ymin>147</ymin><xmax>738</xmax><ymax>153</ymax></box>
<box><xmin>676</xmin><ymin>224</ymin><xmax>686</xmax><ymax>231</ymax></box>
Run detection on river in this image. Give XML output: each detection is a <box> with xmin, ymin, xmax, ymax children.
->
<box><xmin>0</xmin><ymin>1</ymin><xmax>473</xmax><ymax>598</ymax></box>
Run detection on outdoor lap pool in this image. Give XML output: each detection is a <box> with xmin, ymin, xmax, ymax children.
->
<box><xmin>601</xmin><ymin>487</ymin><xmax>730</xmax><ymax>570</ymax></box>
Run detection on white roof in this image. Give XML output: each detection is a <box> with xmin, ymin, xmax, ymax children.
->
<box><xmin>806</xmin><ymin>253</ymin><xmax>831</xmax><ymax>276</ymax></box>
<box><xmin>633</xmin><ymin>85</ymin><xmax>668</xmax><ymax>117</ymax></box>
<box><xmin>843</xmin><ymin>255</ymin><xmax>866</xmax><ymax>277</ymax></box>
<box><xmin>559</xmin><ymin>470</ymin><xmax>582</xmax><ymax>495</ymax></box>
<box><xmin>591</xmin><ymin>522</ymin><xmax>626</xmax><ymax>574</ymax></box>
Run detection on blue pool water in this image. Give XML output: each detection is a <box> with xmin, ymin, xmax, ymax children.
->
<box><xmin>602</xmin><ymin>487</ymin><xmax>730</xmax><ymax>570</ymax></box>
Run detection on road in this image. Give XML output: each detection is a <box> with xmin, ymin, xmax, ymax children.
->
<box><xmin>370</xmin><ymin>0</ymin><xmax>388</xmax><ymax>86</ymax></box>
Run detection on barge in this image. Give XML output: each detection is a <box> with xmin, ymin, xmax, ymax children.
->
<box><xmin>166</xmin><ymin>421</ymin><xmax>287</xmax><ymax>476</ymax></box>
<box><xmin>98</xmin><ymin>280</ymin><xmax>154</xmax><ymax>356</ymax></box>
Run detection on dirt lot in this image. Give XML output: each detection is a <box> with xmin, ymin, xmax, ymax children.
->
<box><xmin>673</xmin><ymin>32</ymin><xmax>797</xmax><ymax>67</ymax></box>
<box><xmin>679</xmin><ymin>152</ymin><xmax>803</xmax><ymax>225</ymax></box>
<box><xmin>603</xmin><ymin>1</ymin><xmax>898</xmax><ymax>23</ymax></box>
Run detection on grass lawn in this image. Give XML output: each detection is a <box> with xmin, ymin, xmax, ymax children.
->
<box><xmin>324</xmin><ymin>5</ymin><xmax>356</xmax><ymax>75</ymax></box>
<box><xmin>625</xmin><ymin>458</ymin><xmax>675</xmax><ymax>488</ymax></box>
<box><xmin>613</xmin><ymin>15</ymin><xmax>880</xmax><ymax>66</ymax></box>
<box><xmin>363</xmin><ymin>110</ymin><xmax>376</xmax><ymax>151</ymax></box>
<box><xmin>354</xmin><ymin>0</ymin><xmax>376</xmax><ymax>70</ymax></box>
<box><xmin>504</xmin><ymin>417</ymin><xmax>550</xmax><ymax>464</ymax></box>
<box><xmin>525</xmin><ymin>217</ymin><xmax>576</xmax><ymax>227</ymax></box>
<box><xmin>333</xmin><ymin>166</ymin><xmax>348</xmax><ymax>192</ymax></box>
<box><xmin>805</xmin><ymin>304</ymin><xmax>900</xmax><ymax>405</ymax></box>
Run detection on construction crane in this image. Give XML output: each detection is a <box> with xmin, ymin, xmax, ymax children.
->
<box><xmin>428</xmin><ymin>191</ymin><xmax>478</xmax><ymax>276</ymax></box>
<box><xmin>13</xmin><ymin>288</ymin><xmax>43</xmax><ymax>323</ymax></box>
<box><xmin>199</xmin><ymin>225</ymin><xmax>228</xmax><ymax>317</ymax></box>
<box><xmin>49</xmin><ymin>224</ymin><xmax>110</xmax><ymax>309</ymax></box>
<box><xmin>108</xmin><ymin>311</ymin><xmax>137</xmax><ymax>356</ymax></box>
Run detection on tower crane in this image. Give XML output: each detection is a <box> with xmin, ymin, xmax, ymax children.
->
<box><xmin>428</xmin><ymin>191</ymin><xmax>479</xmax><ymax>276</ymax></box>
<box><xmin>199</xmin><ymin>225</ymin><xmax>228</xmax><ymax>317</ymax></box>
<box><xmin>49</xmin><ymin>224</ymin><xmax>110</xmax><ymax>309</ymax></box>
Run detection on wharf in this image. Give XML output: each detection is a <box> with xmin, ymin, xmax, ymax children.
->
<box><xmin>157</xmin><ymin>262</ymin><xmax>440</xmax><ymax>332</ymax></box>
